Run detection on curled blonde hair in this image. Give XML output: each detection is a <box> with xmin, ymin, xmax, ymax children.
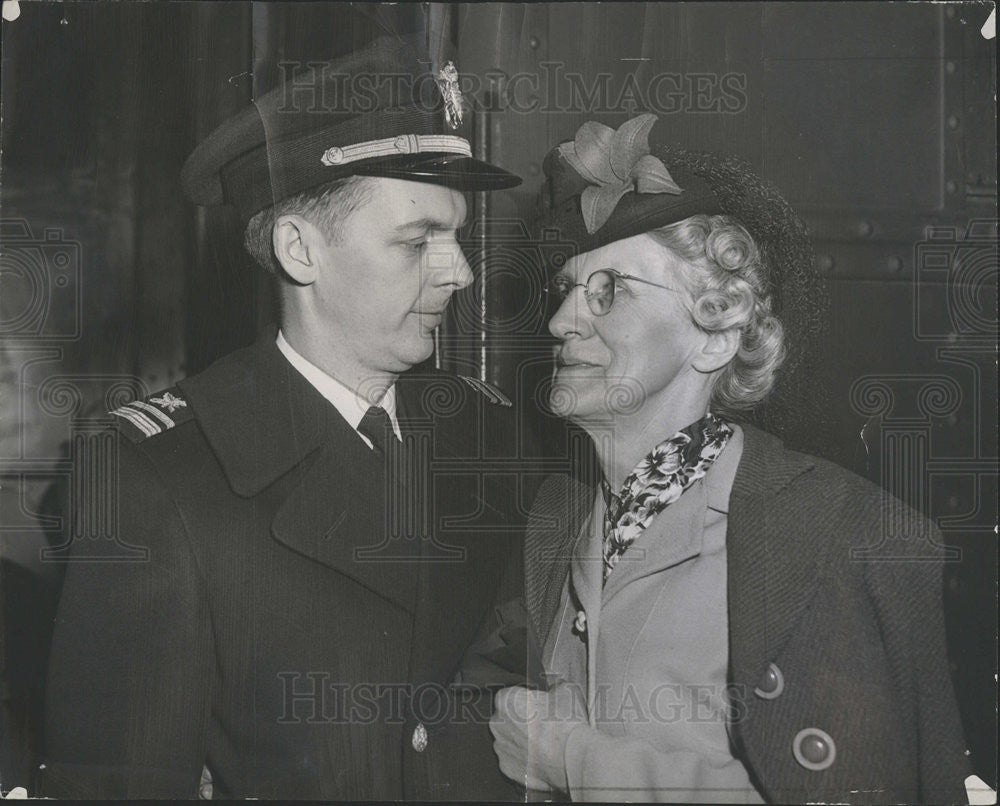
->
<box><xmin>648</xmin><ymin>214</ymin><xmax>785</xmax><ymax>415</ymax></box>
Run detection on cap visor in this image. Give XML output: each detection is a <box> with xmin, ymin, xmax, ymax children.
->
<box><xmin>354</xmin><ymin>153</ymin><xmax>522</xmax><ymax>191</ymax></box>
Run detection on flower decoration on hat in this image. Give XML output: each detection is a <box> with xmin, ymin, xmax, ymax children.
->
<box><xmin>557</xmin><ymin>113</ymin><xmax>682</xmax><ymax>233</ymax></box>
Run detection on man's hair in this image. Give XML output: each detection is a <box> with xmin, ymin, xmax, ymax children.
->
<box><xmin>243</xmin><ymin>175</ymin><xmax>375</xmax><ymax>276</ymax></box>
<box><xmin>649</xmin><ymin>214</ymin><xmax>786</xmax><ymax>417</ymax></box>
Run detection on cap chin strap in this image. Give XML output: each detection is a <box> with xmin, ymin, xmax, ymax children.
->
<box><xmin>320</xmin><ymin>134</ymin><xmax>472</xmax><ymax>167</ymax></box>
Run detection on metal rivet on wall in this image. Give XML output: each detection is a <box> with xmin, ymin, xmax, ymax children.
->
<box><xmin>887</xmin><ymin>256</ymin><xmax>904</xmax><ymax>274</ymax></box>
<box><xmin>856</xmin><ymin>220</ymin><xmax>873</xmax><ymax>237</ymax></box>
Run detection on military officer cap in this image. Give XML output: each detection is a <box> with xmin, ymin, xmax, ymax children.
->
<box><xmin>181</xmin><ymin>35</ymin><xmax>521</xmax><ymax>222</ymax></box>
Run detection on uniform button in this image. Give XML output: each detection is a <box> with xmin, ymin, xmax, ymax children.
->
<box><xmin>754</xmin><ymin>662</ymin><xmax>784</xmax><ymax>700</ymax></box>
<box><xmin>412</xmin><ymin>722</ymin><xmax>428</xmax><ymax>753</ymax></box>
<box><xmin>792</xmin><ymin>727</ymin><xmax>836</xmax><ymax>771</ymax></box>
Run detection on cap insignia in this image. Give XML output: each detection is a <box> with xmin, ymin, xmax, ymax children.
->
<box><xmin>435</xmin><ymin>61</ymin><xmax>464</xmax><ymax>130</ymax></box>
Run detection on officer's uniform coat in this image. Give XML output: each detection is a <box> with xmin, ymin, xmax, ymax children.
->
<box><xmin>524</xmin><ymin>424</ymin><xmax>970</xmax><ymax>804</ymax></box>
<box><xmin>42</xmin><ymin>330</ymin><xmax>530</xmax><ymax>800</ymax></box>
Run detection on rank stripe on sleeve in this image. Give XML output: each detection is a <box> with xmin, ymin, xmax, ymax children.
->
<box><xmin>112</xmin><ymin>404</ymin><xmax>161</xmax><ymax>437</ymax></box>
<box><xmin>109</xmin><ymin>387</ymin><xmax>191</xmax><ymax>442</ymax></box>
<box><xmin>130</xmin><ymin>399</ymin><xmax>176</xmax><ymax>428</ymax></box>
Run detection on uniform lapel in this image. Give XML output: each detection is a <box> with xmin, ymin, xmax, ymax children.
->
<box><xmin>179</xmin><ymin>329</ymin><xmax>331</xmax><ymax>497</ymax></box>
<box><xmin>397</xmin><ymin>372</ymin><xmax>496</xmax><ymax>687</ymax></box>
<box><xmin>180</xmin><ymin>329</ymin><xmax>417</xmax><ymax>612</ymax></box>
<box><xmin>269</xmin><ymin>427</ymin><xmax>419</xmax><ymax>612</ymax></box>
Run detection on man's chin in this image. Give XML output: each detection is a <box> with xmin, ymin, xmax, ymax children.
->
<box><xmin>392</xmin><ymin>337</ymin><xmax>435</xmax><ymax>371</ymax></box>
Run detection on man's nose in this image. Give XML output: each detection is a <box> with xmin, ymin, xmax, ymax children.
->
<box><xmin>426</xmin><ymin>241</ymin><xmax>473</xmax><ymax>290</ymax></box>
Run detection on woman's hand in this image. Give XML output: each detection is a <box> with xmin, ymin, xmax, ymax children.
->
<box><xmin>489</xmin><ymin>682</ymin><xmax>588</xmax><ymax>793</ymax></box>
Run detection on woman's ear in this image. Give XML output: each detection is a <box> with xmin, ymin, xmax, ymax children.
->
<box><xmin>693</xmin><ymin>328</ymin><xmax>740</xmax><ymax>374</ymax></box>
<box><xmin>272</xmin><ymin>215</ymin><xmax>320</xmax><ymax>285</ymax></box>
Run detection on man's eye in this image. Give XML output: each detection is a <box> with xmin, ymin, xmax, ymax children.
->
<box><xmin>403</xmin><ymin>241</ymin><xmax>427</xmax><ymax>252</ymax></box>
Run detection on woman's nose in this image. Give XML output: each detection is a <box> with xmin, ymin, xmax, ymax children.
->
<box><xmin>548</xmin><ymin>287</ymin><xmax>591</xmax><ymax>340</ymax></box>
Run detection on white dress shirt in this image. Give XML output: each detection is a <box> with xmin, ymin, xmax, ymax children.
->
<box><xmin>275</xmin><ymin>329</ymin><xmax>401</xmax><ymax>449</ymax></box>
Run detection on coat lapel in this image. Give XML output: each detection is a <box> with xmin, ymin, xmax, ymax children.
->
<box><xmin>601</xmin><ymin>480</ymin><xmax>706</xmax><ymax>604</ymax></box>
<box><xmin>525</xmin><ymin>423</ymin><xmax>825</xmax><ymax>701</ymax></box>
<box><xmin>528</xmin><ymin>474</ymin><xmax>595</xmax><ymax>651</ymax></box>
<box><xmin>726</xmin><ymin>424</ymin><xmax>823</xmax><ymax>690</ymax></box>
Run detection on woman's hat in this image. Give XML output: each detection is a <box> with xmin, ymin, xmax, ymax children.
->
<box><xmin>535</xmin><ymin>114</ymin><xmax>721</xmax><ymax>254</ymax></box>
<box><xmin>536</xmin><ymin>114</ymin><xmax>830</xmax><ymax>454</ymax></box>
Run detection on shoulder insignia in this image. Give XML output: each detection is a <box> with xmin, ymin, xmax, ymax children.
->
<box><xmin>457</xmin><ymin>375</ymin><xmax>513</xmax><ymax>407</ymax></box>
<box><xmin>110</xmin><ymin>386</ymin><xmax>194</xmax><ymax>443</ymax></box>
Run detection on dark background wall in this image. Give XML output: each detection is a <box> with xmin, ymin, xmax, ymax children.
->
<box><xmin>1</xmin><ymin>1</ymin><xmax>995</xmax><ymax>793</ymax></box>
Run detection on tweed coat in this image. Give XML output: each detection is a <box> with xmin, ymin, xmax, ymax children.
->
<box><xmin>524</xmin><ymin>424</ymin><xmax>970</xmax><ymax>804</ymax></box>
<box><xmin>41</xmin><ymin>330</ymin><xmax>531</xmax><ymax>800</ymax></box>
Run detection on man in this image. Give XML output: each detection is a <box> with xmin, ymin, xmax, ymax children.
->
<box><xmin>41</xmin><ymin>37</ymin><xmax>530</xmax><ymax>800</ymax></box>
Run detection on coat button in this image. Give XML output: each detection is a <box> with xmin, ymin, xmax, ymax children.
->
<box><xmin>792</xmin><ymin>728</ymin><xmax>836</xmax><ymax>771</ymax></box>
<box><xmin>412</xmin><ymin>722</ymin><xmax>428</xmax><ymax>753</ymax></box>
<box><xmin>754</xmin><ymin>662</ymin><xmax>784</xmax><ymax>700</ymax></box>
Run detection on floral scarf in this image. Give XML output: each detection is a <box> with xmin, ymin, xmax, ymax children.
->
<box><xmin>601</xmin><ymin>413</ymin><xmax>733</xmax><ymax>584</ymax></box>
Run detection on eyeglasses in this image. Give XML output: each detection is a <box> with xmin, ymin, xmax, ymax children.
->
<box><xmin>543</xmin><ymin>268</ymin><xmax>678</xmax><ymax>316</ymax></box>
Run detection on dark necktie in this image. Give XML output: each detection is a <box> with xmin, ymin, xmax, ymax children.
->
<box><xmin>357</xmin><ymin>405</ymin><xmax>395</xmax><ymax>455</ymax></box>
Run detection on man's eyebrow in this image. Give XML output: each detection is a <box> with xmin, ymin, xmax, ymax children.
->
<box><xmin>393</xmin><ymin>215</ymin><xmax>468</xmax><ymax>233</ymax></box>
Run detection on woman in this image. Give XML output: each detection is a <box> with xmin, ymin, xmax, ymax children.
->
<box><xmin>488</xmin><ymin>115</ymin><xmax>970</xmax><ymax>803</ymax></box>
